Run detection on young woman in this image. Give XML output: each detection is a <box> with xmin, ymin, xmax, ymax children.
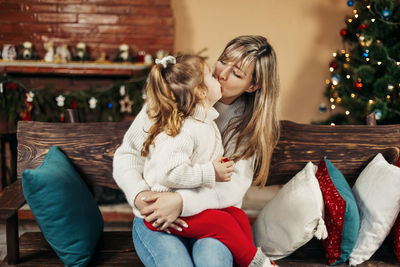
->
<box><xmin>113</xmin><ymin>35</ymin><xmax>280</xmax><ymax>266</ymax></box>
<box><xmin>139</xmin><ymin>54</ymin><xmax>276</xmax><ymax>267</ymax></box>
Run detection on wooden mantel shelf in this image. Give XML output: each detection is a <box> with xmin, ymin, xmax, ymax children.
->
<box><xmin>0</xmin><ymin>60</ymin><xmax>151</xmax><ymax>76</ymax></box>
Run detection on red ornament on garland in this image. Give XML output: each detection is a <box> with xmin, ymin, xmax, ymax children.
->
<box><xmin>19</xmin><ymin>92</ymin><xmax>33</xmax><ymax>121</ymax></box>
<box><xmin>329</xmin><ymin>61</ymin><xmax>338</xmax><ymax>70</ymax></box>
<box><xmin>6</xmin><ymin>83</ymin><xmax>17</xmax><ymax>90</ymax></box>
<box><xmin>70</xmin><ymin>100</ymin><xmax>79</xmax><ymax>109</ymax></box>
<box><xmin>340</xmin><ymin>28</ymin><xmax>348</xmax><ymax>37</ymax></box>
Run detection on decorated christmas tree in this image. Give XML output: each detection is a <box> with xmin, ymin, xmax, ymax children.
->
<box><xmin>323</xmin><ymin>0</ymin><xmax>400</xmax><ymax>125</ymax></box>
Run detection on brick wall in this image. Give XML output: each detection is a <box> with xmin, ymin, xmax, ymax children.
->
<box><xmin>0</xmin><ymin>0</ymin><xmax>174</xmax><ymax>60</ymax></box>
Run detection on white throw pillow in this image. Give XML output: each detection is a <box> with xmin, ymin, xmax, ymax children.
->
<box><xmin>253</xmin><ymin>161</ymin><xmax>327</xmax><ymax>260</ymax></box>
<box><xmin>349</xmin><ymin>153</ymin><xmax>400</xmax><ymax>266</ymax></box>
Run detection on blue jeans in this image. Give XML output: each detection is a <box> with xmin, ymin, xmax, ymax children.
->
<box><xmin>132</xmin><ymin>217</ymin><xmax>233</xmax><ymax>267</ymax></box>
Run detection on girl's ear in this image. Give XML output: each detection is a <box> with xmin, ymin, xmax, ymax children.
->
<box><xmin>245</xmin><ymin>84</ymin><xmax>260</xmax><ymax>93</ymax></box>
<box><xmin>195</xmin><ymin>87</ymin><xmax>207</xmax><ymax>99</ymax></box>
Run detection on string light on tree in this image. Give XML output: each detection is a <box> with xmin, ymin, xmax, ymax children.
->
<box><xmin>347</xmin><ymin>0</ymin><xmax>354</xmax><ymax>6</ymax></box>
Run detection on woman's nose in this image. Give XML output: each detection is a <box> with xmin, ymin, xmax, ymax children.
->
<box><xmin>219</xmin><ymin>67</ymin><xmax>229</xmax><ymax>81</ymax></box>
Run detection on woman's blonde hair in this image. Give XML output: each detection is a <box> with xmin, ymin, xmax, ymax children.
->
<box><xmin>219</xmin><ymin>35</ymin><xmax>280</xmax><ymax>187</ymax></box>
<box><xmin>142</xmin><ymin>54</ymin><xmax>208</xmax><ymax>157</ymax></box>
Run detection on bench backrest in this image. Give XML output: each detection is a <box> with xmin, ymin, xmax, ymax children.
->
<box><xmin>17</xmin><ymin>120</ymin><xmax>400</xmax><ymax>189</ymax></box>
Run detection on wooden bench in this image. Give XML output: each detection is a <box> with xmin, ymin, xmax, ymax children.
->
<box><xmin>1</xmin><ymin>120</ymin><xmax>400</xmax><ymax>266</ymax></box>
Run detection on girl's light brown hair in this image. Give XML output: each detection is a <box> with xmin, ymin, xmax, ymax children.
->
<box><xmin>142</xmin><ymin>54</ymin><xmax>208</xmax><ymax>157</ymax></box>
<box><xmin>219</xmin><ymin>35</ymin><xmax>280</xmax><ymax>187</ymax></box>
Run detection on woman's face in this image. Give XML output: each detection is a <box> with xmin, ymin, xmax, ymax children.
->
<box><xmin>213</xmin><ymin>59</ymin><xmax>256</xmax><ymax>105</ymax></box>
<box><xmin>203</xmin><ymin>65</ymin><xmax>222</xmax><ymax>107</ymax></box>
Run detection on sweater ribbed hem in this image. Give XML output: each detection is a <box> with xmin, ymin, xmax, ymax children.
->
<box><xmin>201</xmin><ymin>162</ymin><xmax>216</xmax><ymax>187</ymax></box>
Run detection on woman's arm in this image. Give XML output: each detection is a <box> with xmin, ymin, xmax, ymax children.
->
<box><xmin>113</xmin><ymin>105</ymin><xmax>152</xmax><ymax>217</ymax></box>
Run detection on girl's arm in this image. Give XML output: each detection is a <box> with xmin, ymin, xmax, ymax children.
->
<box><xmin>113</xmin><ymin>105</ymin><xmax>152</xmax><ymax>217</ymax></box>
<box><xmin>145</xmin><ymin>131</ymin><xmax>216</xmax><ymax>190</ymax></box>
<box><xmin>177</xmin><ymin>154</ymin><xmax>255</xmax><ymax>217</ymax></box>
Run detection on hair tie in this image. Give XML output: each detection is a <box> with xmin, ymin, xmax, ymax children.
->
<box><xmin>155</xmin><ymin>55</ymin><xmax>176</xmax><ymax>68</ymax></box>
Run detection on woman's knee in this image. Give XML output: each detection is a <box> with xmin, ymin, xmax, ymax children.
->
<box><xmin>132</xmin><ymin>218</ymin><xmax>194</xmax><ymax>267</ymax></box>
<box><xmin>192</xmin><ymin>238</ymin><xmax>233</xmax><ymax>267</ymax></box>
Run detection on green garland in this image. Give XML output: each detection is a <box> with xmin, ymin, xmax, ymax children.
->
<box><xmin>0</xmin><ymin>72</ymin><xmax>147</xmax><ymax>124</ymax></box>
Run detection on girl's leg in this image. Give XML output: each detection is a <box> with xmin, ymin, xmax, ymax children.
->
<box><xmin>133</xmin><ymin>217</ymin><xmax>194</xmax><ymax>267</ymax></box>
<box><xmin>145</xmin><ymin>209</ymin><xmax>257</xmax><ymax>266</ymax></box>
<box><xmin>191</xmin><ymin>237</ymin><xmax>233</xmax><ymax>267</ymax></box>
<box><xmin>222</xmin><ymin>206</ymin><xmax>254</xmax><ymax>243</ymax></box>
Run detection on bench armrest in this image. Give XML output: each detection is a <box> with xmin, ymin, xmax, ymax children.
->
<box><xmin>0</xmin><ymin>180</ymin><xmax>26</xmax><ymax>265</ymax></box>
<box><xmin>0</xmin><ymin>180</ymin><xmax>26</xmax><ymax>214</ymax></box>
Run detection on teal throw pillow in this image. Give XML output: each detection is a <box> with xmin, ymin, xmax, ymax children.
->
<box><xmin>22</xmin><ymin>146</ymin><xmax>104</xmax><ymax>267</ymax></box>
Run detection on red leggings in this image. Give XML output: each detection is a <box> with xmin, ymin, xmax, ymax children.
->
<box><xmin>145</xmin><ymin>206</ymin><xmax>257</xmax><ymax>267</ymax></box>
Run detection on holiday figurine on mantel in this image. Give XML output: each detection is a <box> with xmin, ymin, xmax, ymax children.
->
<box><xmin>17</xmin><ymin>41</ymin><xmax>37</xmax><ymax>60</ymax></box>
<box><xmin>72</xmin><ymin>42</ymin><xmax>90</xmax><ymax>61</ymax></box>
<box><xmin>114</xmin><ymin>44</ymin><xmax>133</xmax><ymax>62</ymax></box>
<box><xmin>54</xmin><ymin>44</ymin><xmax>71</xmax><ymax>63</ymax></box>
<box><xmin>43</xmin><ymin>41</ymin><xmax>54</xmax><ymax>63</ymax></box>
<box><xmin>95</xmin><ymin>52</ymin><xmax>109</xmax><ymax>63</ymax></box>
<box><xmin>1</xmin><ymin>44</ymin><xmax>17</xmax><ymax>61</ymax></box>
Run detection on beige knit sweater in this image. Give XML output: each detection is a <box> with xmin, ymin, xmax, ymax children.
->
<box><xmin>143</xmin><ymin>105</ymin><xmax>222</xmax><ymax>192</ymax></box>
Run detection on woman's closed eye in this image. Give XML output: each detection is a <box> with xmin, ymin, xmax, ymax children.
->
<box><xmin>233</xmin><ymin>71</ymin><xmax>243</xmax><ymax>79</ymax></box>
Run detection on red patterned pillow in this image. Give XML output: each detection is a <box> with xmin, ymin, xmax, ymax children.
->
<box><xmin>315</xmin><ymin>157</ymin><xmax>360</xmax><ymax>265</ymax></box>
<box><xmin>392</xmin><ymin>156</ymin><xmax>400</xmax><ymax>262</ymax></box>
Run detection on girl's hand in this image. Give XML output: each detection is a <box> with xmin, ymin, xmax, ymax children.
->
<box><xmin>139</xmin><ymin>191</ymin><xmax>188</xmax><ymax>231</ymax></box>
<box><xmin>212</xmin><ymin>157</ymin><xmax>234</xmax><ymax>182</ymax></box>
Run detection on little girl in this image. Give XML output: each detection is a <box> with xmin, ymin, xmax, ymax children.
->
<box><xmin>141</xmin><ymin>54</ymin><xmax>276</xmax><ymax>267</ymax></box>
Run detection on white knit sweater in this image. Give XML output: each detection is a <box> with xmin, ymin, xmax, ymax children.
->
<box><xmin>113</xmin><ymin>98</ymin><xmax>254</xmax><ymax>218</ymax></box>
<box><xmin>143</xmin><ymin>105</ymin><xmax>223</xmax><ymax>192</ymax></box>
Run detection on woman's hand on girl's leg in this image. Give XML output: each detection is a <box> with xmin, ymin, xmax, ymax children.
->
<box><xmin>140</xmin><ymin>192</ymin><xmax>186</xmax><ymax>230</ymax></box>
